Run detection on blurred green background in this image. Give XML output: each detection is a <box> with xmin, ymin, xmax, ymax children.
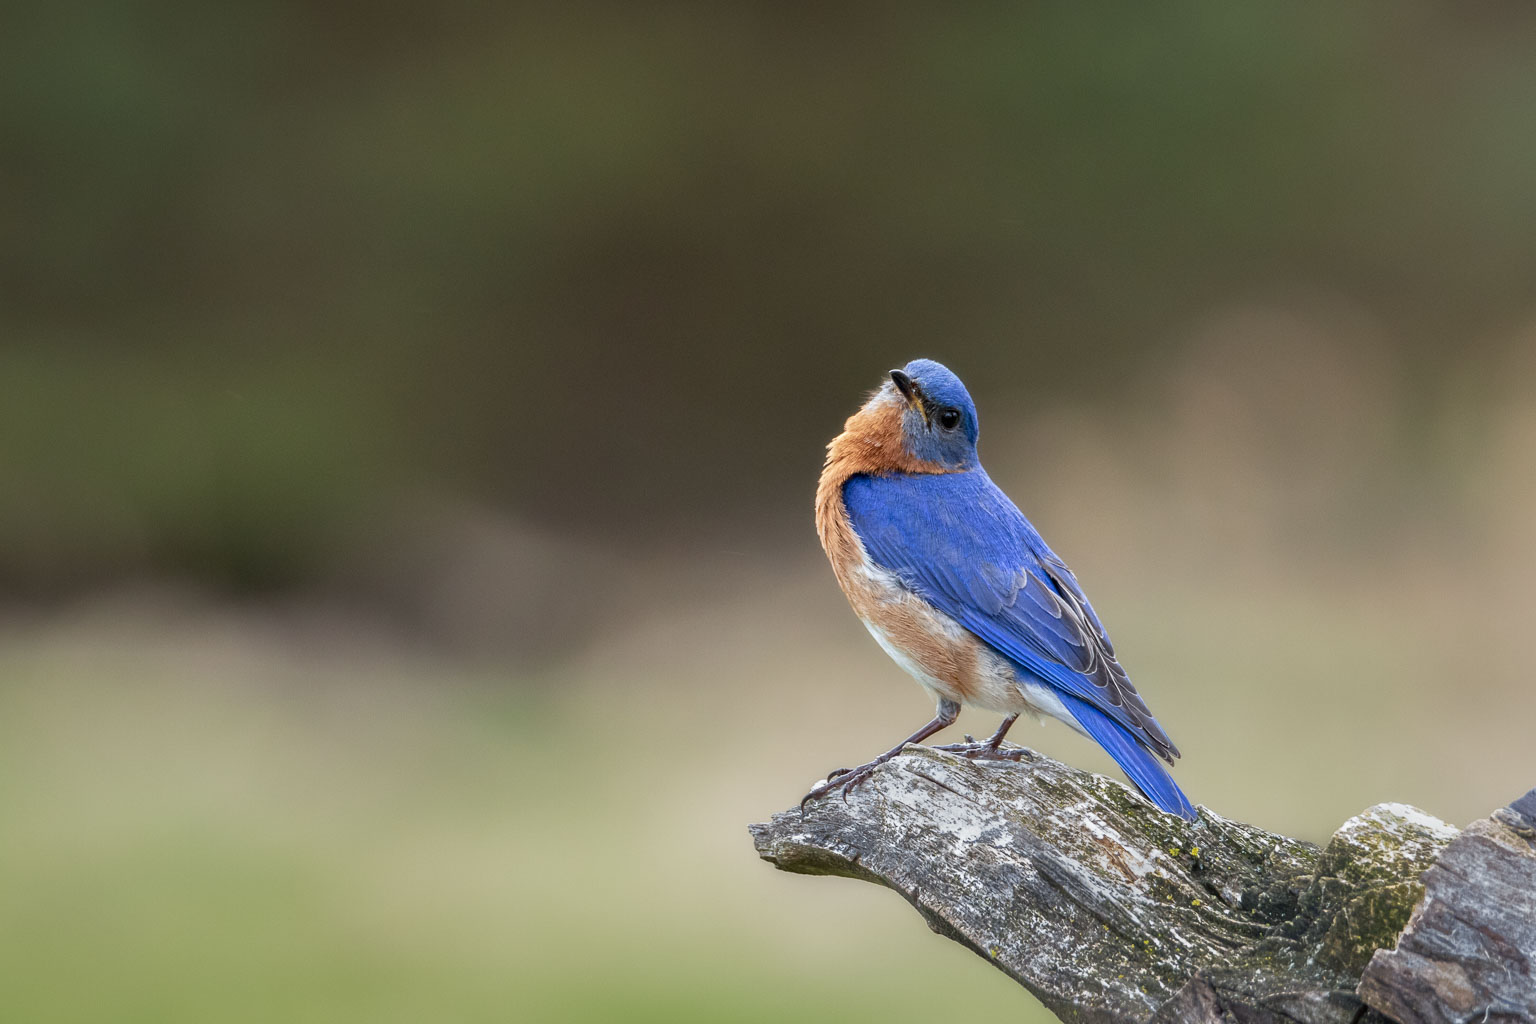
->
<box><xmin>5</xmin><ymin>3</ymin><xmax>1536</xmax><ymax>1021</ymax></box>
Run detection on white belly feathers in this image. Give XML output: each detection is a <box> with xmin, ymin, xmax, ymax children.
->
<box><xmin>851</xmin><ymin>557</ymin><xmax>1078</xmax><ymax>728</ymax></box>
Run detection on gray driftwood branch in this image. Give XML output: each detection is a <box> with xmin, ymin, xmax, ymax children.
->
<box><xmin>749</xmin><ymin>744</ymin><xmax>1535</xmax><ymax>1024</ymax></box>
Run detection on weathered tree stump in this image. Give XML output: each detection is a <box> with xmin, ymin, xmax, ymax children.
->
<box><xmin>749</xmin><ymin>744</ymin><xmax>1535</xmax><ymax>1023</ymax></box>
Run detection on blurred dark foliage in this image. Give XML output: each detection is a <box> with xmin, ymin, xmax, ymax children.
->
<box><xmin>4</xmin><ymin>1</ymin><xmax>1536</xmax><ymax>593</ymax></box>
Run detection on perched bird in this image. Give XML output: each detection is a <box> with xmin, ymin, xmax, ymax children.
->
<box><xmin>806</xmin><ymin>358</ymin><xmax>1195</xmax><ymax>820</ymax></box>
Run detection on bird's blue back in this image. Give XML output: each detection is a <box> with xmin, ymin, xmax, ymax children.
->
<box><xmin>843</xmin><ymin>467</ymin><xmax>1194</xmax><ymax>819</ymax></box>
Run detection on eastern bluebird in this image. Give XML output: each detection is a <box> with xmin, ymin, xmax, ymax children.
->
<box><xmin>804</xmin><ymin>359</ymin><xmax>1195</xmax><ymax>820</ymax></box>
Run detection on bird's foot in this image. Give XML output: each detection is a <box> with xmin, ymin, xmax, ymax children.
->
<box><xmin>933</xmin><ymin>737</ymin><xmax>1034</xmax><ymax>762</ymax></box>
<box><xmin>800</xmin><ymin>754</ymin><xmax>899</xmax><ymax>812</ymax></box>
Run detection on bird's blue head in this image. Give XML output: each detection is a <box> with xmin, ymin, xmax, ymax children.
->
<box><xmin>887</xmin><ymin>358</ymin><xmax>980</xmax><ymax>469</ymax></box>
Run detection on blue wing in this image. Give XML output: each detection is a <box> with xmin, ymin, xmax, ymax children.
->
<box><xmin>844</xmin><ymin>469</ymin><xmax>1193</xmax><ymax>818</ymax></box>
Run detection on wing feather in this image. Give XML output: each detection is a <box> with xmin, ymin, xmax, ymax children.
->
<box><xmin>843</xmin><ymin>469</ymin><xmax>1180</xmax><ymax>763</ymax></box>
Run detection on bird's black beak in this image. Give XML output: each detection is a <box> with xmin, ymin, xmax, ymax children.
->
<box><xmin>889</xmin><ymin>369</ymin><xmax>931</xmax><ymax>423</ymax></box>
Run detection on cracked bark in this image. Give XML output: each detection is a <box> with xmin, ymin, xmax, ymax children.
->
<box><xmin>748</xmin><ymin>744</ymin><xmax>1535</xmax><ymax>1024</ymax></box>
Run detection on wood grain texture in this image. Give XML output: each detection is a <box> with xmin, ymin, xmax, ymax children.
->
<box><xmin>749</xmin><ymin>746</ymin><xmax>1530</xmax><ymax>1023</ymax></box>
<box><xmin>1358</xmin><ymin>788</ymin><xmax>1536</xmax><ymax>1024</ymax></box>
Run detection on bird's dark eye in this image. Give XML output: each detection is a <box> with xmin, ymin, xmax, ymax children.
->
<box><xmin>938</xmin><ymin>408</ymin><xmax>961</xmax><ymax>430</ymax></box>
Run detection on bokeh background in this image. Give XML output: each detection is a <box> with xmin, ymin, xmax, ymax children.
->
<box><xmin>6</xmin><ymin>3</ymin><xmax>1536</xmax><ymax>1021</ymax></box>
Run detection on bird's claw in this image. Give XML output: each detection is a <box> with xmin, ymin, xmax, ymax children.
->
<box><xmin>933</xmin><ymin>740</ymin><xmax>1033</xmax><ymax>762</ymax></box>
<box><xmin>800</xmin><ymin>763</ymin><xmax>881</xmax><ymax>813</ymax></box>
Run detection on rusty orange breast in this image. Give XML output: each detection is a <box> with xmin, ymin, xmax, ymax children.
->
<box><xmin>813</xmin><ymin>390</ymin><xmax>977</xmax><ymax>699</ymax></box>
<box><xmin>814</xmin><ymin>392</ymin><xmax>938</xmax><ymax>587</ymax></box>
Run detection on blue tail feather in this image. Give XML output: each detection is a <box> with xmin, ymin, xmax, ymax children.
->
<box><xmin>1062</xmin><ymin>695</ymin><xmax>1196</xmax><ymax>821</ymax></box>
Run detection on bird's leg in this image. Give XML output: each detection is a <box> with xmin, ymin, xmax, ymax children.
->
<box><xmin>935</xmin><ymin>713</ymin><xmax>1031</xmax><ymax>761</ymax></box>
<box><xmin>801</xmin><ymin>699</ymin><xmax>960</xmax><ymax>811</ymax></box>
<box><xmin>980</xmin><ymin>713</ymin><xmax>1019</xmax><ymax>749</ymax></box>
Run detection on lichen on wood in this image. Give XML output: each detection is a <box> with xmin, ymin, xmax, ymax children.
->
<box><xmin>1358</xmin><ymin>789</ymin><xmax>1536</xmax><ymax>1024</ymax></box>
<box><xmin>749</xmin><ymin>745</ymin><xmax>1530</xmax><ymax>1023</ymax></box>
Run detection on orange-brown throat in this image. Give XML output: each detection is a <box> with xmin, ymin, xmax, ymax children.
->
<box><xmin>814</xmin><ymin>391</ymin><xmax>950</xmax><ymax>579</ymax></box>
<box><xmin>812</xmin><ymin>390</ymin><xmax>978</xmax><ymax>700</ymax></box>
